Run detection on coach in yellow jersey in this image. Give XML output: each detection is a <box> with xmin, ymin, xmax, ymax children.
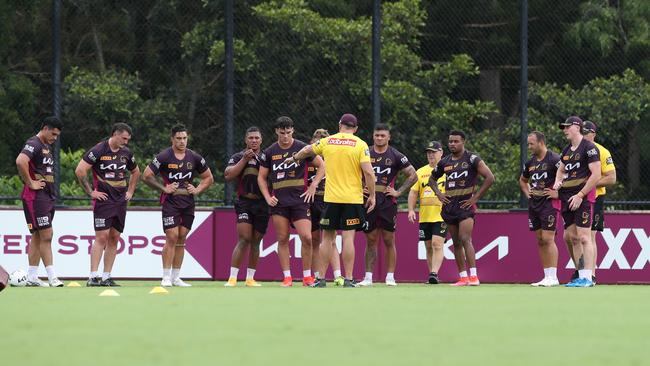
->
<box><xmin>408</xmin><ymin>141</ymin><xmax>447</xmax><ymax>284</ymax></box>
<box><xmin>567</xmin><ymin>121</ymin><xmax>616</xmax><ymax>283</ymax></box>
<box><xmin>284</xmin><ymin>113</ymin><xmax>376</xmax><ymax>287</ymax></box>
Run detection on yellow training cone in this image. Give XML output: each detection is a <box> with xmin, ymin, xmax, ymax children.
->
<box><xmin>149</xmin><ymin>286</ymin><xmax>169</xmax><ymax>295</ymax></box>
<box><xmin>99</xmin><ymin>289</ymin><xmax>120</xmax><ymax>297</ymax></box>
<box><xmin>66</xmin><ymin>281</ymin><xmax>81</xmax><ymax>287</ymax></box>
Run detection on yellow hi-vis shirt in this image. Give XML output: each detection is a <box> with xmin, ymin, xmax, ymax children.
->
<box><xmin>595</xmin><ymin>142</ymin><xmax>615</xmax><ymax>197</ymax></box>
<box><xmin>410</xmin><ymin>164</ymin><xmax>445</xmax><ymax>223</ymax></box>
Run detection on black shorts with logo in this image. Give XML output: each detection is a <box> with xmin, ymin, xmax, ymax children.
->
<box><xmin>591</xmin><ymin>195</ymin><xmax>605</xmax><ymax>232</ymax></box>
<box><xmin>270</xmin><ymin>202</ymin><xmax>311</xmax><ymax>223</ymax></box>
<box><xmin>320</xmin><ymin>202</ymin><xmax>366</xmax><ymax>231</ymax></box>
<box><xmin>93</xmin><ymin>200</ymin><xmax>127</xmax><ymax>233</ymax></box>
<box><xmin>441</xmin><ymin>200</ymin><xmax>475</xmax><ymax>226</ymax></box>
<box><xmin>561</xmin><ymin>199</ymin><xmax>593</xmax><ymax>229</ymax></box>
<box><xmin>419</xmin><ymin>221</ymin><xmax>447</xmax><ymax>240</ymax></box>
<box><xmin>311</xmin><ymin>198</ymin><xmax>325</xmax><ymax>231</ymax></box>
<box><xmin>364</xmin><ymin>200</ymin><xmax>398</xmax><ymax>233</ymax></box>
<box><xmin>235</xmin><ymin>197</ymin><xmax>270</xmax><ymax>235</ymax></box>
<box><xmin>162</xmin><ymin>201</ymin><xmax>195</xmax><ymax>231</ymax></box>
<box><xmin>528</xmin><ymin>200</ymin><xmax>559</xmax><ymax>232</ymax></box>
<box><xmin>22</xmin><ymin>198</ymin><xmax>55</xmax><ymax>233</ymax></box>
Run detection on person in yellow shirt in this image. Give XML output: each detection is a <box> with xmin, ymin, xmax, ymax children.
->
<box><xmin>284</xmin><ymin>113</ymin><xmax>376</xmax><ymax>287</ymax></box>
<box><xmin>567</xmin><ymin>121</ymin><xmax>616</xmax><ymax>283</ymax></box>
<box><xmin>408</xmin><ymin>141</ymin><xmax>447</xmax><ymax>284</ymax></box>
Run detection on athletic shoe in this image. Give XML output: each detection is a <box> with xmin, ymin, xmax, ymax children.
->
<box><xmin>385</xmin><ymin>278</ymin><xmax>397</xmax><ymax>286</ymax></box>
<box><xmin>281</xmin><ymin>276</ymin><xmax>293</xmax><ymax>287</ymax></box>
<box><xmin>27</xmin><ymin>278</ymin><xmax>50</xmax><ymax>287</ymax></box>
<box><xmin>224</xmin><ymin>277</ymin><xmax>237</xmax><ymax>287</ymax></box>
<box><xmin>357</xmin><ymin>279</ymin><xmax>373</xmax><ymax>287</ymax></box>
<box><xmin>343</xmin><ymin>278</ymin><xmax>358</xmax><ymax>288</ymax></box>
<box><xmin>100</xmin><ymin>278</ymin><xmax>121</xmax><ymax>287</ymax></box>
<box><xmin>468</xmin><ymin>275</ymin><xmax>480</xmax><ymax>286</ymax></box>
<box><xmin>564</xmin><ymin>277</ymin><xmax>580</xmax><ymax>287</ymax></box>
<box><xmin>567</xmin><ymin>278</ymin><xmax>594</xmax><ymax>287</ymax></box>
<box><xmin>310</xmin><ymin>278</ymin><xmax>326</xmax><ymax>288</ymax></box>
<box><xmin>302</xmin><ymin>276</ymin><xmax>315</xmax><ymax>287</ymax></box>
<box><xmin>49</xmin><ymin>278</ymin><xmax>64</xmax><ymax>287</ymax></box>
<box><xmin>428</xmin><ymin>272</ymin><xmax>439</xmax><ymax>284</ymax></box>
<box><xmin>532</xmin><ymin>277</ymin><xmax>559</xmax><ymax>287</ymax></box>
<box><xmin>570</xmin><ymin>270</ymin><xmax>579</xmax><ymax>282</ymax></box>
<box><xmin>245</xmin><ymin>279</ymin><xmax>262</xmax><ymax>287</ymax></box>
<box><xmin>172</xmin><ymin>278</ymin><xmax>192</xmax><ymax>287</ymax></box>
<box><xmin>592</xmin><ymin>275</ymin><xmax>597</xmax><ymax>285</ymax></box>
<box><xmin>333</xmin><ymin>276</ymin><xmax>345</xmax><ymax>286</ymax></box>
<box><xmin>161</xmin><ymin>278</ymin><xmax>173</xmax><ymax>287</ymax></box>
<box><xmin>86</xmin><ymin>277</ymin><xmax>101</xmax><ymax>287</ymax></box>
<box><xmin>450</xmin><ymin>277</ymin><xmax>470</xmax><ymax>286</ymax></box>
<box><xmin>531</xmin><ymin>278</ymin><xmax>546</xmax><ymax>287</ymax></box>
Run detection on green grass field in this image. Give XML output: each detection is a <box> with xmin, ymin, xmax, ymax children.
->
<box><xmin>2</xmin><ymin>281</ymin><xmax>649</xmax><ymax>366</ymax></box>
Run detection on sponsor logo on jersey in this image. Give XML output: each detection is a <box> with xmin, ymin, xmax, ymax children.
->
<box><xmin>272</xmin><ymin>154</ymin><xmax>283</xmax><ymax>160</ymax></box>
<box><xmin>23</xmin><ymin>144</ymin><xmax>35</xmax><ymax>153</ymax></box>
<box><xmin>100</xmin><ymin>155</ymin><xmax>116</xmax><ymax>161</ymax></box>
<box><xmin>329</xmin><ymin>138</ymin><xmax>357</xmax><ymax>146</ymax></box>
<box><xmin>346</xmin><ymin>218</ymin><xmax>360</xmax><ymax>225</ymax></box>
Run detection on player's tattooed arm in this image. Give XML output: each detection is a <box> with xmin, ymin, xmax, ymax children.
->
<box><xmin>142</xmin><ymin>166</ymin><xmax>175</xmax><ymax>193</ymax></box>
<box><xmin>74</xmin><ymin>159</ymin><xmax>94</xmax><ymax>196</ymax></box>
<box><xmin>392</xmin><ymin>165</ymin><xmax>418</xmax><ymax>197</ymax></box>
<box><xmin>285</xmin><ymin>145</ymin><xmax>315</xmax><ymax>165</ymax></box>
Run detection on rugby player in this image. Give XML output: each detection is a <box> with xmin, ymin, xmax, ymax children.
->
<box><xmin>428</xmin><ymin>130</ymin><xmax>494</xmax><ymax>286</ymax></box>
<box><xmin>258</xmin><ymin>117</ymin><xmax>325</xmax><ymax>287</ymax></box>
<box><xmin>553</xmin><ymin>116</ymin><xmax>601</xmax><ymax>287</ymax></box>
<box><xmin>16</xmin><ymin>116</ymin><xmax>64</xmax><ymax>287</ymax></box>
<box><xmin>142</xmin><ymin>124</ymin><xmax>213</xmax><ymax>287</ymax></box>
<box><xmin>519</xmin><ymin>131</ymin><xmax>561</xmax><ymax>287</ymax></box>
<box><xmin>75</xmin><ymin>123</ymin><xmax>140</xmax><ymax>287</ymax></box>
<box><xmin>358</xmin><ymin>124</ymin><xmax>417</xmax><ymax>287</ymax></box>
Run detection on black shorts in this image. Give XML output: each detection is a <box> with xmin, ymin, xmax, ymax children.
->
<box><xmin>561</xmin><ymin>199</ymin><xmax>593</xmax><ymax>229</ymax></box>
<box><xmin>320</xmin><ymin>202</ymin><xmax>366</xmax><ymax>231</ymax></box>
<box><xmin>311</xmin><ymin>199</ymin><xmax>325</xmax><ymax>231</ymax></box>
<box><xmin>235</xmin><ymin>198</ymin><xmax>270</xmax><ymax>235</ymax></box>
<box><xmin>364</xmin><ymin>200</ymin><xmax>397</xmax><ymax>232</ymax></box>
<box><xmin>162</xmin><ymin>201</ymin><xmax>195</xmax><ymax>231</ymax></box>
<box><xmin>528</xmin><ymin>200</ymin><xmax>559</xmax><ymax>232</ymax></box>
<box><xmin>591</xmin><ymin>195</ymin><xmax>605</xmax><ymax>232</ymax></box>
<box><xmin>270</xmin><ymin>202</ymin><xmax>311</xmax><ymax>223</ymax></box>
<box><xmin>441</xmin><ymin>201</ymin><xmax>475</xmax><ymax>226</ymax></box>
<box><xmin>419</xmin><ymin>222</ymin><xmax>447</xmax><ymax>240</ymax></box>
<box><xmin>93</xmin><ymin>201</ymin><xmax>127</xmax><ymax>233</ymax></box>
<box><xmin>22</xmin><ymin>199</ymin><xmax>55</xmax><ymax>233</ymax></box>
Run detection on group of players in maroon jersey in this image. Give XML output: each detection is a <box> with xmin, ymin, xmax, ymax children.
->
<box><xmin>16</xmin><ymin>113</ymin><xmax>611</xmax><ymax>288</ymax></box>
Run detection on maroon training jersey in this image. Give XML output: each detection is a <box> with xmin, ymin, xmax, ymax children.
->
<box><xmin>148</xmin><ymin>147</ymin><xmax>208</xmax><ymax>205</ymax></box>
<box><xmin>522</xmin><ymin>151</ymin><xmax>561</xmax><ymax>210</ymax></box>
<box><xmin>559</xmin><ymin>138</ymin><xmax>600</xmax><ymax>202</ymax></box>
<box><xmin>227</xmin><ymin>150</ymin><xmax>265</xmax><ymax>200</ymax></box>
<box><xmin>20</xmin><ymin>136</ymin><xmax>56</xmax><ymax>201</ymax></box>
<box><xmin>260</xmin><ymin>139</ymin><xmax>312</xmax><ymax>207</ymax></box>
<box><xmin>307</xmin><ymin>163</ymin><xmax>326</xmax><ymax>202</ymax></box>
<box><xmin>370</xmin><ymin>146</ymin><xmax>411</xmax><ymax>205</ymax></box>
<box><xmin>431</xmin><ymin>150</ymin><xmax>482</xmax><ymax>205</ymax></box>
<box><xmin>82</xmin><ymin>140</ymin><xmax>137</xmax><ymax>202</ymax></box>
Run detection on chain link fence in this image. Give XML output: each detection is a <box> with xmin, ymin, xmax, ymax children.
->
<box><xmin>1</xmin><ymin>0</ymin><xmax>648</xmax><ymax>208</ymax></box>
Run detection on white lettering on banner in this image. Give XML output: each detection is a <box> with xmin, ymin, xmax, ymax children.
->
<box><xmin>599</xmin><ymin>228</ymin><xmax>631</xmax><ymax>269</ymax></box>
<box><xmin>447</xmin><ymin>171</ymin><xmax>468</xmax><ymax>180</ymax></box>
<box><xmin>475</xmin><ymin>237</ymin><xmax>509</xmax><ymax>260</ymax></box>
<box><xmin>169</xmin><ymin>171</ymin><xmax>192</xmax><ymax>180</ymax></box>
<box><xmin>632</xmin><ymin>229</ymin><xmax>650</xmax><ymax>270</ymax></box>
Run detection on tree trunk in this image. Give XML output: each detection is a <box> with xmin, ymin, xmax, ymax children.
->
<box><xmin>627</xmin><ymin>122</ymin><xmax>640</xmax><ymax>194</ymax></box>
<box><xmin>91</xmin><ymin>23</ymin><xmax>106</xmax><ymax>72</ymax></box>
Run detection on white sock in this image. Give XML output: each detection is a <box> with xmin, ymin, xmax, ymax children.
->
<box><xmin>303</xmin><ymin>270</ymin><xmax>312</xmax><ymax>278</ymax></box>
<box><xmin>314</xmin><ymin>271</ymin><xmax>320</xmax><ymax>278</ymax></box>
<box><xmin>579</xmin><ymin>269</ymin><xmax>592</xmax><ymax>279</ymax></box>
<box><xmin>246</xmin><ymin>268</ymin><xmax>256</xmax><ymax>280</ymax></box>
<box><xmin>28</xmin><ymin>266</ymin><xmax>39</xmax><ymax>280</ymax></box>
<box><xmin>365</xmin><ymin>272</ymin><xmax>373</xmax><ymax>281</ymax></box>
<box><xmin>229</xmin><ymin>267</ymin><xmax>239</xmax><ymax>279</ymax></box>
<box><xmin>333</xmin><ymin>270</ymin><xmax>342</xmax><ymax>278</ymax></box>
<box><xmin>102</xmin><ymin>272</ymin><xmax>111</xmax><ymax>281</ymax></box>
<box><xmin>172</xmin><ymin>268</ymin><xmax>180</xmax><ymax>280</ymax></box>
<box><xmin>283</xmin><ymin>270</ymin><xmax>291</xmax><ymax>278</ymax></box>
<box><xmin>90</xmin><ymin>271</ymin><xmax>99</xmax><ymax>279</ymax></box>
<box><xmin>459</xmin><ymin>271</ymin><xmax>468</xmax><ymax>278</ymax></box>
<box><xmin>163</xmin><ymin>268</ymin><xmax>171</xmax><ymax>279</ymax></box>
<box><xmin>548</xmin><ymin>267</ymin><xmax>557</xmax><ymax>279</ymax></box>
<box><xmin>543</xmin><ymin>268</ymin><xmax>550</xmax><ymax>278</ymax></box>
<box><xmin>386</xmin><ymin>272</ymin><xmax>395</xmax><ymax>281</ymax></box>
<box><xmin>469</xmin><ymin>267</ymin><xmax>477</xmax><ymax>277</ymax></box>
<box><xmin>45</xmin><ymin>265</ymin><xmax>56</xmax><ymax>280</ymax></box>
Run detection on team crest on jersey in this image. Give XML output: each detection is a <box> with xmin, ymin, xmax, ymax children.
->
<box><xmin>187</xmin><ymin>162</ymin><xmax>193</xmax><ymax>170</ymax></box>
<box><xmin>574</xmin><ymin>153</ymin><xmax>581</xmax><ymax>160</ymax></box>
<box><xmin>462</xmin><ymin>162</ymin><xmax>469</xmax><ymax>169</ymax></box>
<box><xmin>120</xmin><ymin>156</ymin><xmax>128</xmax><ymax>164</ymax></box>
<box><xmin>42</xmin><ymin>148</ymin><xmax>49</xmax><ymax>154</ymax></box>
<box><xmin>385</xmin><ymin>158</ymin><xmax>392</xmax><ymax>166</ymax></box>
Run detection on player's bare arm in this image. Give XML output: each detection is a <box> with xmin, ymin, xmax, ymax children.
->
<box><xmin>74</xmin><ymin>159</ymin><xmax>108</xmax><ymax>200</ymax></box>
<box><xmin>187</xmin><ymin>168</ymin><xmax>214</xmax><ymax>195</ymax></box>
<box><xmin>407</xmin><ymin>189</ymin><xmax>418</xmax><ymax>223</ymax></box>
<box><xmin>125</xmin><ymin>166</ymin><xmax>141</xmax><ymax>201</ymax></box>
<box><xmin>16</xmin><ymin>153</ymin><xmax>44</xmax><ymax>190</ymax></box>
<box><xmin>142</xmin><ymin>166</ymin><xmax>178</xmax><ymax>194</ymax></box>
<box><xmin>257</xmin><ymin>165</ymin><xmax>278</xmax><ymax>207</ymax></box>
<box><xmin>461</xmin><ymin>160</ymin><xmax>494</xmax><ymax>209</ymax></box>
<box><xmin>552</xmin><ymin>162</ymin><xmax>566</xmax><ymax>190</ymax></box>
<box><xmin>568</xmin><ymin>161</ymin><xmax>601</xmax><ymax>211</ymax></box>
<box><xmin>284</xmin><ymin>144</ymin><xmax>316</xmax><ymax>165</ymax></box>
<box><xmin>428</xmin><ymin>174</ymin><xmax>450</xmax><ymax>204</ymax></box>
<box><xmin>224</xmin><ymin>150</ymin><xmax>256</xmax><ymax>181</ymax></box>
<box><xmin>386</xmin><ymin>165</ymin><xmax>418</xmax><ymax>198</ymax></box>
<box><xmin>301</xmin><ymin>156</ymin><xmax>325</xmax><ymax>203</ymax></box>
<box><xmin>597</xmin><ymin>169</ymin><xmax>616</xmax><ymax>188</ymax></box>
<box><xmin>518</xmin><ymin>175</ymin><xmax>531</xmax><ymax>199</ymax></box>
<box><xmin>361</xmin><ymin>161</ymin><xmax>376</xmax><ymax>212</ymax></box>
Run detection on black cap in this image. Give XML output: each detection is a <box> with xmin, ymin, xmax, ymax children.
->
<box><xmin>425</xmin><ymin>141</ymin><xmax>443</xmax><ymax>152</ymax></box>
<box><xmin>559</xmin><ymin>116</ymin><xmax>583</xmax><ymax>130</ymax></box>
<box><xmin>582</xmin><ymin>121</ymin><xmax>597</xmax><ymax>134</ymax></box>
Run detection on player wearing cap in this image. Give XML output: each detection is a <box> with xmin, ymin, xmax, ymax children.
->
<box><xmin>519</xmin><ymin>131</ymin><xmax>561</xmax><ymax>287</ymax></box>
<box><xmin>428</xmin><ymin>130</ymin><xmax>494</xmax><ymax>286</ymax></box>
<box><xmin>358</xmin><ymin>124</ymin><xmax>417</xmax><ymax>287</ymax></box>
<box><xmin>408</xmin><ymin>141</ymin><xmax>447</xmax><ymax>284</ymax></box>
<box><xmin>16</xmin><ymin>116</ymin><xmax>65</xmax><ymax>287</ymax></box>
<box><xmin>553</xmin><ymin>116</ymin><xmax>601</xmax><ymax>287</ymax></box>
<box><xmin>284</xmin><ymin>113</ymin><xmax>376</xmax><ymax>288</ymax></box>
<box><xmin>258</xmin><ymin>117</ymin><xmax>325</xmax><ymax>287</ymax></box>
<box><xmin>565</xmin><ymin>121</ymin><xmax>616</xmax><ymax>284</ymax></box>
